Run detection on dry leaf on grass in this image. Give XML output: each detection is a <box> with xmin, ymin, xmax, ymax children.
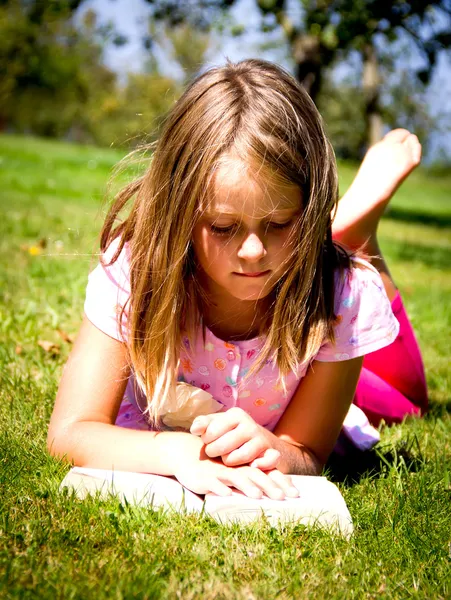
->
<box><xmin>37</xmin><ymin>340</ymin><xmax>60</xmax><ymax>355</ymax></box>
<box><xmin>56</xmin><ymin>329</ymin><xmax>75</xmax><ymax>344</ymax></box>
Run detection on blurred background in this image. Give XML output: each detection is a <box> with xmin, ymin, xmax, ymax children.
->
<box><xmin>1</xmin><ymin>0</ymin><xmax>451</xmax><ymax>164</ymax></box>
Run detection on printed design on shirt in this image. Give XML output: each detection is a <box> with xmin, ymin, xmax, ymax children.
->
<box><xmin>372</xmin><ymin>279</ymin><xmax>384</xmax><ymax>292</ymax></box>
<box><xmin>183</xmin><ymin>337</ymin><xmax>191</xmax><ymax>351</ymax></box>
<box><xmin>200</xmin><ymin>383</ymin><xmax>210</xmax><ymax>391</ymax></box>
<box><xmin>254</xmin><ymin>398</ymin><xmax>266</xmax><ymax>407</ymax></box>
<box><xmin>334</xmin><ymin>314</ymin><xmax>343</xmax><ymax>325</ymax></box>
<box><xmin>350</xmin><ymin>314</ymin><xmax>358</xmax><ymax>325</ymax></box>
<box><xmin>342</xmin><ymin>296</ymin><xmax>355</xmax><ymax>309</ymax></box>
<box><xmin>238</xmin><ymin>367</ymin><xmax>249</xmax><ymax>378</ymax></box>
<box><xmin>214</xmin><ymin>358</ymin><xmax>227</xmax><ymax>371</ymax></box>
<box><xmin>224</xmin><ymin>342</ymin><xmax>235</xmax><ymax>350</ymax></box>
<box><xmin>239</xmin><ymin>390</ymin><xmax>251</xmax><ymax>398</ymax></box>
<box><xmin>348</xmin><ymin>336</ymin><xmax>359</xmax><ymax>346</ymax></box>
<box><xmin>225</xmin><ymin>376</ymin><xmax>238</xmax><ymax>387</ymax></box>
<box><xmin>223</xmin><ymin>385</ymin><xmax>233</xmax><ymax>397</ymax></box>
<box><xmin>198</xmin><ymin>365</ymin><xmax>210</xmax><ymax>376</ymax></box>
<box><xmin>181</xmin><ymin>358</ymin><xmax>193</xmax><ymax>373</ymax></box>
<box><xmin>247</xmin><ymin>349</ymin><xmax>256</xmax><ymax>360</ymax></box>
<box><xmin>268</xmin><ymin>403</ymin><xmax>281</xmax><ymax>411</ymax></box>
<box><xmin>226</xmin><ymin>350</ymin><xmax>236</xmax><ymax>361</ymax></box>
<box><xmin>272</xmin><ymin>381</ymin><xmax>284</xmax><ymax>392</ymax></box>
<box><xmin>204</xmin><ymin>342</ymin><xmax>215</xmax><ymax>352</ymax></box>
<box><xmin>386</xmin><ymin>327</ymin><xmax>397</xmax><ymax>342</ymax></box>
<box><xmin>335</xmin><ymin>352</ymin><xmax>350</xmax><ymax>360</ymax></box>
<box><xmin>255</xmin><ymin>377</ymin><xmax>265</xmax><ymax>388</ymax></box>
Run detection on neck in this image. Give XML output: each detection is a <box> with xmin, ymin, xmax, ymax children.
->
<box><xmin>198</xmin><ymin>290</ymin><xmax>273</xmax><ymax>342</ymax></box>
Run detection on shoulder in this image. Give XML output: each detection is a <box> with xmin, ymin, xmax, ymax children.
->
<box><xmin>316</xmin><ymin>257</ymin><xmax>400</xmax><ymax>362</ymax></box>
<box><xmin>98</xmin><ymin>237</ymin><xmax>131</xmax><ymax>293</ymax></box>
<box><xmin>84</xmin><ymin>237</ymin><xmax>131</xmax><ymax>343</ymax></box>
<box><xmin>333</xmin><ymin>256</ymin><xmax>384</xmax><ymax>310</ymax></box>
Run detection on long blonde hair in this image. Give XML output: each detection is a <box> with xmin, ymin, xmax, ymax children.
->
<box><xmin>100</xmin><ymin>58</ymin><xmax>350</xmax><ymax>422</ymax></box>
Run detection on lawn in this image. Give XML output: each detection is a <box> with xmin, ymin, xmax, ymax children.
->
<box><xmin>1</xmin><ymin>134</ymin><xmax>450</xmax><ymax>599</ymax></box>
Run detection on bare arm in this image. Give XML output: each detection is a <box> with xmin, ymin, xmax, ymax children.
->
<box><xmin>47</xmin><ymin>316</ymin><xmax>204</xmax><ymax>474</ymax></box>
<box><xmin>193</xmin><ymin>357</ymin><xmax>363</xmax><ymax>475</ymax></box>
<box><xmin>273</xmin><ymin>357</ymin><xmax>364</xmax><ymax>474</ymax></box>
<box><xmin>47</xmin><ymin>317</ymin><xmax>295</xmax><ymax>499</ymax></box>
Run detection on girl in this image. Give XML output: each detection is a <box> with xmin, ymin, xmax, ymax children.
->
<box><xmin>48</xmin><ymin>59</ymin><xmax>428</xmax><ymax>501</ymax></box>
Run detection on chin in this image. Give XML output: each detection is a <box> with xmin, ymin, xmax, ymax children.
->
<box><xmin>229</xmin><ymin>286</ymin><xmax>272</xmax><ymax>302</ymax></box>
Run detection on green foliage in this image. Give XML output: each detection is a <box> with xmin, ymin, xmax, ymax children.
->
<box><xmin>0</xmin><ymin>134</ymin><xmax>450</xmax><ymax>598</ymax></box>
<box><xmin>0</xmin><ymin>1</ymin><xmax>183</xmax><ymax>148</ymax></box>
<box><xmin>318</xmin><ymin>78</ymin><xmax>367</xmax><ymax>159</ymax></box>
<box><xmin>163</xmin><ymin>22</ymin><xmax>212</xmax><ymax>82</ymax></box>
<box><xmin>85</xmin><ymin>72</ymin><xmax>181</xmax><ymax>147</ymax></box>
<box><xmin>0</xmin><ymin>1</ymin><xmax>116</xmax><ymax>138</ymax></box>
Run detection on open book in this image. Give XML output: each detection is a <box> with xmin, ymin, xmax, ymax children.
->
<box><xmin>60</xmin><ymin>467</ymin><xmax>353</xmax><ymax>537</ymax></box>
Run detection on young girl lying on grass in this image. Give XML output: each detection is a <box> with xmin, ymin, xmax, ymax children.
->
<box><xmin>48</xmin><ymin>59</ymin><xmax>428</xmax><ymax>501</ymax></box>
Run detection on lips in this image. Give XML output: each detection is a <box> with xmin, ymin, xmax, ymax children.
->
<box><xmin>234</xmin><ymin>270</ymin><xmax>271</xmax><ymax>278</ymax></box>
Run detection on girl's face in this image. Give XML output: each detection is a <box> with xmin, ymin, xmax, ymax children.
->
<box><xmin>192</xmin><ymin>158</ymin><xmax>302</xmax><ymax>305</ymax></box>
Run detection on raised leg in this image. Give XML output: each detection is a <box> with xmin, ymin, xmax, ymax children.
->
<box><xmin>332</xmin><ymin>130</ymin><xmax>428</xmax><ymax>422</ymax></box>
<box><xmin>332</xmin><ymin>129</ymin><xmax>421</xmax><ymax>301</ymax></box>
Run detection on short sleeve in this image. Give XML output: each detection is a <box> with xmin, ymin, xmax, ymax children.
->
<box><xmin>84</xmin><ymin>238</ymin><xmax>131</xmax><ymax>342</ymax></box>
<box><xmin>315</xmin><ymin>257</ymin><xmax>400</xmax><ymax>362</ymax></box>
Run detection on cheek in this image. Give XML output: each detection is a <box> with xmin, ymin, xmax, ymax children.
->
<box><xmin>192</xmin><ymin>226</ymin><xmax>233</xmax><ymax>267</ymax></box>
<box><xmin>270</xmin><ymin>230</ymin><xmax>297</xmax><ymax>267</ymax></box>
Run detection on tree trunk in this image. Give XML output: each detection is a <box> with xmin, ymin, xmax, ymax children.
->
<box><xmin>362</xmin><ymin>42</ymin><xmax>383</xmax><ymax>148</ymax></box>
<box><xmin>292</xmin><ymin>34</ymin><xmax>324</xmax><ymax>105</ymax></box>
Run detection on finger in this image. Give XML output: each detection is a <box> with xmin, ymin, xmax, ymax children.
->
<box><xmin>205</xmin><ymin>424</ymin><xmax>258</xmax><ymax>459</ymax></box>
<box><xmin>222</xmin><ymin>438</ymin><xmax>268</xmax><ymax>466</ymax></box>
<box><xmin>268</xmin><ymin>470</ymin><xmax>299</xmax><ymax>498</ymax></box>
<box><xmin>250</xmin><ymin>448</ymin><xmax>281</xmax><ymax>471</ymax></box>
<box><xmin>190</xmin><ymin>414</ymin><xmax>216</xmax><ymax>436</ymax></box>
<box><xmin>208</xmin><ymin>478</ymin><xmax>233</xmax><ymax>497</ymax></box>
<box><xmin>200</xmin><ymin>412</ymin><xmax>245</xmax><ymax>445</ymax></box>
<box><xmin>220</xmin><ymin>471</ymin><xmax>263</xmax><ymax>499</ymax></box>
<box><xmin>247</xmin><ymin>468</ymin><xmax>286</xmax><ymax>500</ymax></box>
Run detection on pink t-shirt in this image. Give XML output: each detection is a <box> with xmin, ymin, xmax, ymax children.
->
<box><xmin>84</xmin><ymin>239</ymin><xmax>399</xmax><ymax>433</ymax></box>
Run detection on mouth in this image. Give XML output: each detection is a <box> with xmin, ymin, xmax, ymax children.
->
<box><xmin>234</xmin><ymin>270</ymin><xmax>271</xmax><ymax>278</ymax></box>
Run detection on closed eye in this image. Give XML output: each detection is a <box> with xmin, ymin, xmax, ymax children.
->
<box><xmin>209</xmin><ymin>220</ymin><xmax>294</xmax><ymax>235</ymax></box>
<box><xmin>209</xmin><ymin>224</ymin><xmax>237</xmax><ymax>235</ymax></box>
<box><xmin>268</xmin><ymin>220</ymin><xmax>293</xmax><ymax>230</ymax></box>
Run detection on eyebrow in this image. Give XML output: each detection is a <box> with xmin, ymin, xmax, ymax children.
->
<box><xmin>204</xmin><ymin>207</ymin><xmax>301</xmax><ymax>218</ymax></box>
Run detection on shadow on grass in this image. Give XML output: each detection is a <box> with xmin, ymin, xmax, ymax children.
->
<box><xmin>381</xmin><ymin>238</ymin><xmax>451</xmax><ymax>270</ymax></box>
<box><xmin>424</xmin><ymin>398</ymin><xmax>451</xmax><ymax>419</ymax></box>
<box><xmin>325</xmin><ymin>435</ymin><xmax>424</xmax><ymax>486</ymax></box>
<box><xmin>385</xmin><ymin>207</ymin><xmax>451</xmax><ymax>229</ymax></box>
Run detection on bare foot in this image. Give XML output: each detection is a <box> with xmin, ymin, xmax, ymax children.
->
<box><xmin>332</xmin><ymin>129</ymin><xmax>422</xmax><ymax>249</ymax></box>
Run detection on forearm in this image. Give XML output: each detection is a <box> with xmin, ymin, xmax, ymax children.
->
<box><xmin>47</xmin><ymin>420</ymin><xmax>204</xmax><ymax>475</ymax></box>
<box><xmin>273</xmin><ymin>437</ymin><xmax>323</xmax><ymax>476</ymax></box>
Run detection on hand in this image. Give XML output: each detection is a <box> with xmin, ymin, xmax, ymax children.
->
<box><xmin>190</xmin><ymin>407</ymin><xmax>281</xmax><ymax>470</ymax></box>
<box><xmin>174</xmin><ymin>451</ymin><xmax>299</xmax><ymax>500</ymax></box>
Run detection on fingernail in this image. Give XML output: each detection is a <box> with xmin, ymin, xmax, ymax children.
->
<box><xmin>287</xmin><ymin>486</ymin><xmax>299</xmax><ymax>497</ymax></box>
<box><xmin>249</xmin><ymin>487</ymin><xmax>262</xmax><ymax>498</ymax></box>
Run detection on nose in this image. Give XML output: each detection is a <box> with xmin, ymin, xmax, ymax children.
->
<box><xmin>237</xmin><ymin>233</ymin><xmax>267</xmax><ymax>262</ymax></box>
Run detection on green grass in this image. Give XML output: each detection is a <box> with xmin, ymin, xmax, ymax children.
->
<box><xmin>1</xmin><ymin>134</ymin><xmax>450</xmax><ymax>599</ymax></box>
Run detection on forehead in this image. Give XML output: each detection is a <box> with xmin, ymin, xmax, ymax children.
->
<box><xmin>204</xmin><ymin>158</ymin><xmax>301</xmax><ymax>219</ymax></box>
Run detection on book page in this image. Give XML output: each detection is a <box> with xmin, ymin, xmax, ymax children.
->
<box><xmin>64</xmin><ymin>467</ymin><xmax>204</xmax><ymax>513</ymax></box>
